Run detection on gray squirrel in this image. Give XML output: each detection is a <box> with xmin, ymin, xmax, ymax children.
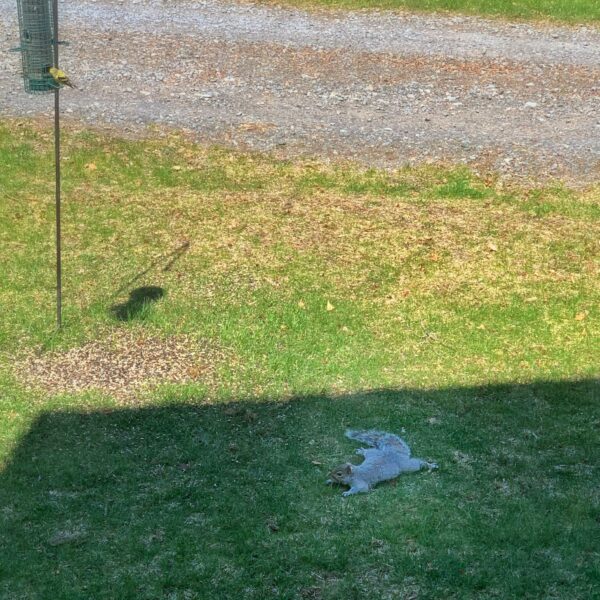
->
<box><xmin>327</xmin><ymin>430</ymin><xmax>438</xmax><ymax>496</ymax></box>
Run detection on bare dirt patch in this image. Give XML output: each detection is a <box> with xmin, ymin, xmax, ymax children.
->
<box><xmin>14</xmin><ymin>330</ymin><xmax>224</xmax><ymax>401</ymax></box>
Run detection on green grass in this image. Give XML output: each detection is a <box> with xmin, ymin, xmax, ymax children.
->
<box><xmin>269</xmin><ymin>0</ymin><xmax>600</xmax><ymax>23</ymax></box>
<box><xmin>0</xmin><ymin>120</ymin><xmax>599</xmax><ymax>598</ymax></box>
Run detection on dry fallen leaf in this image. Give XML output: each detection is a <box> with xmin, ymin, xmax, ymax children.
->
<box><xmin>298</xmin><ymin>300</ymin><xmax>306</xmax><ymax>309</ymax></box>
<box><xmin>326</xmin><ymin>301</ymin><xmax>335</xmax><ymax>311</ymax></box>
<box><xmin>575</xmin><ymin>312</ymin><xmax>587</xmax><ymax>321</ymax></box>
<box><xmin>487</xmin><ymin>242</ymin><xmax>498</xmax><ymax>252</ymax></box>
<box><xmin>84</xmin><ymin>162</ymin><xmax>97</xmax><ymax>171</ymax></box>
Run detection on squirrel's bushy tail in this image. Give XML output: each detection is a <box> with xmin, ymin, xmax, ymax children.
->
<box><xmin>345</xmin><ymin>430</ymin><xmax>411</xmax><ymax>455</ymax></box>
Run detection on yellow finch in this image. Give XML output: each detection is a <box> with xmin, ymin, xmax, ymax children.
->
<box><xmin>49</xmin><ymin>67</ymin><xmax>77</xmax><ymax>89</ymax></box>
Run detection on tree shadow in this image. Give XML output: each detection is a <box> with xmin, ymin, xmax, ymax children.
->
<box><xmin>0</xmin><ymin>379</ymin><xmax>597</xmax><ymax>598</ymax></box>
<box><xmin>110</xmin><ymin>286</ymin><xmax>165</xmax><ymax>321</ymax></box>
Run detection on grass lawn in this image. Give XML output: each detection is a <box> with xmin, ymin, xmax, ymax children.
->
<box><xmin>270</xmin><ymin>0</ymin><xmax>600</xmax><ymax>23</ymax></box>
<box><xmin>0</xmin><ymin>120</ymin><xmax>599</xmax><ymax>598</ymax></box>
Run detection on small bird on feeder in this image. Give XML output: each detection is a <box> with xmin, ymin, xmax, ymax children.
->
<box><xmin>49</xmin><ymin>67</ymin><xmax>77</xmax><ymax>89</ymax></box>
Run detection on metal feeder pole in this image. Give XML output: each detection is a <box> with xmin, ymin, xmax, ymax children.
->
<box><xmin>14</xmin><ymin>0</ymin><xmax>67</xmax><ymax>327</ymax></box>
<box><xmin>52</xmin><ymin>0</ymin><xmax>61</xmax><ymax>329</ymax></box>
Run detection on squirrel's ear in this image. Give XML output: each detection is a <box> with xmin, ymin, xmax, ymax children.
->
<box><xmin>344</xmin><ymin>464</ymin><xmax>352</xmax><ymax>474</ymax></box>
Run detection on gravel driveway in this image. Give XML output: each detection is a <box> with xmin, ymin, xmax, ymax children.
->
<box><xmin>1</xmin><ymin>0</ymin><xmax>599</xmax><ymax>183</ymax></box>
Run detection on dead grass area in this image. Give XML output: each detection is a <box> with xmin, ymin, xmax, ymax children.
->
<box><xmin>180</xmin><ymin>186</ymin><xmax>599</xmax><ymax>306</ymax></box>
<box><xmin>6</xmin><ymin>121</ymin><xmax>598</xmax><ymax>313</ymax></box>
<box><xmin>61</xmin><ymin>160</ymin><xmax>598</xmax><ymax>316</ymax></box>
<box><xmin>14</xmin><ymin>330</ymin><xmax>225</xmax><ymax>402</ymax></box>
<box><xmin>2</xmin><ymin>122</ymin><xmax>597</xmax><ymax>394</ymax></box>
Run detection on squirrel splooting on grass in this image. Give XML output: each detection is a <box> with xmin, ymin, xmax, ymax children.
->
<box><xmin>327</xmin><ymin>430</ymin><xmax>438</xmax><ymax>496</ymax></box>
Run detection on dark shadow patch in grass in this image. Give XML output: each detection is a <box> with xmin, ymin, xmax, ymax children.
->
<box><xmin>110</xmin><ymin>286</ymin><xmax>165</xmax><ymax>321</ymax></box>
<box><xmin>0</xmin><ymin>379</ymin><xmax>598</xmax><ymax>598</ymax></box>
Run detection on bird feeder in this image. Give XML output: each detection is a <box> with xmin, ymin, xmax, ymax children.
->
<box><xmin>15</xmin><ymin>0</ymin><xmax>57</xmax><ymax>93</ymax></box>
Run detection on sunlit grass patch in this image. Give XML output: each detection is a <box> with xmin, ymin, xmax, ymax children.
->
<box><xmin>0</xmin><ymin>121</ymin><xmax>598</xmax><ymax>392</ymax></box>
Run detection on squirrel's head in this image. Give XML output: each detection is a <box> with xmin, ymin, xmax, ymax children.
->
<box><xmin>328</xmin><ymin>463</ymin><xmax>353</xmax><ymax>484</ymax></box>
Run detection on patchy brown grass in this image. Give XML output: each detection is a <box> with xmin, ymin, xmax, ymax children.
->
<box><xmin>123</xmin><ymin>184</ymin><xmax>597</xmax><ymax>306</ymax></box>
<box><xmin>1</xmin><ymin>122</ymin><xmax>598</xmax><ymax>394</ymax></box>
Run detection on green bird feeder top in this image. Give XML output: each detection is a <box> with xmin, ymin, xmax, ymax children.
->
<box><xmin>15</xmin><ymin>0</ymin><xmax>58</xmax><ymax>93</ymax></box>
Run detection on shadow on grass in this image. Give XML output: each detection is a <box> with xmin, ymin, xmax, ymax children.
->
<box><xmin>110</xmin><ymin>286</ymin><xmax>165</xmax><ymax>321</ymax></box>
<box><xmin>113</xmin><ymin>241</ymin><xmax>190</xmax><ymax>297</ymax></box>
<box><xmin>1</xmin><ymin>379</ymin><xmax>598</xmax><ymax>599</ymax></box>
